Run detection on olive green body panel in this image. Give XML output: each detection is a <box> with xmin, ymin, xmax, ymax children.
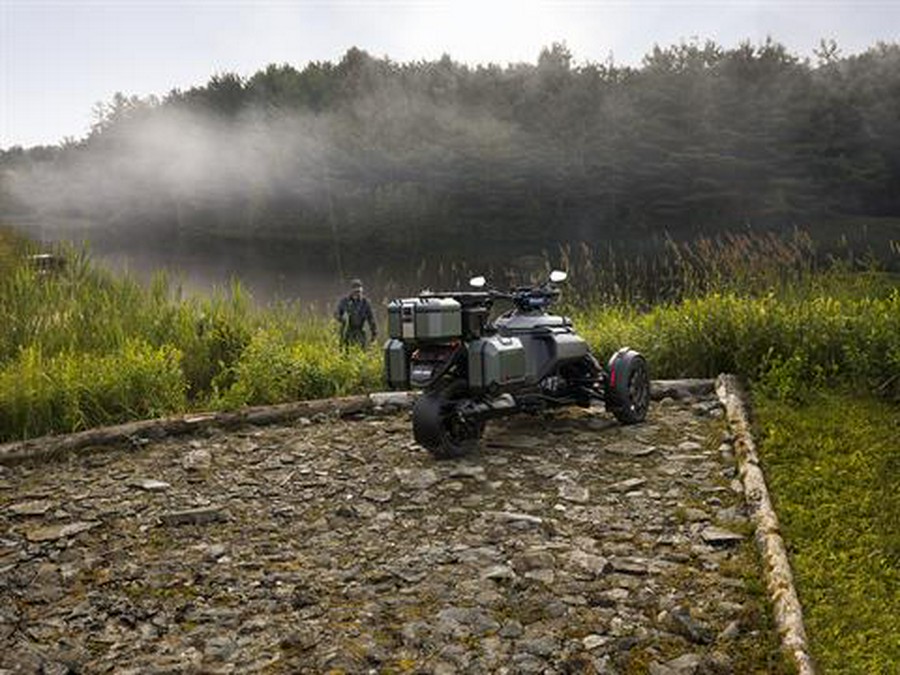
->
<box><xmin>550</xmin><ymin>332</ymin><xmax>589</xmax><ymax>361</ymax></box>
<box><xmin>467</xmin><ymin>336</ymin><xmax>527</xmax><ymax>390</ymax></box>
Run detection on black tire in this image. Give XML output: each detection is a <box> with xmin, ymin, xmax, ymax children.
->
<box><xmin>413</xmin><ymin>380</ymin><xmax>484</xmax><ymax>459</ymax></box>
<box><xmin>606</xmin><ymin>348</ymin><xmax>650</xmax><ymax>424</ymax></box>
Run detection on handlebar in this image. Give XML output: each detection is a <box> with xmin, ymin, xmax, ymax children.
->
<box><xmin>421</xmin><ymin>282</ymin><xmax>561</xmax><ymax>311</ymax></box>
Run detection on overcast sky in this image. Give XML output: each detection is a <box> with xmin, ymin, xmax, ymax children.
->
<box><xmin>2</xmin><ymin>0</ymin><xmax>899</xmax><ymax>149</ymax></box>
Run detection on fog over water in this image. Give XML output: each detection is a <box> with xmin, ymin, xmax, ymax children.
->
<box><xmin>3</xmin><ymin>73</ymin><xmax>548</xmax><ymax>306</ymax></box>
<box><xmin>4</xmin><ymin>43</ymin><xmax>900</xmax><ymax>310</ymax></box>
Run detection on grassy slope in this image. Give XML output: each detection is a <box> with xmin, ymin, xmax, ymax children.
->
<box><xmin>0</xmin><ymin>240</ymin><xmax>382</xmax><ymax>441</ymax></box>
<box><xmin>754</xmin><ymin>393</ymin><xmax>900</xmax><ymax>674</ymax></box>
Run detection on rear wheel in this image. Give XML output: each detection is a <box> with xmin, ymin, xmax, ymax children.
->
<box><xmin>413</xmin><ymin>380</ymin><xmax>484</xmax><ymax>459</ymax></box>
<box><xmin>606</xmin><ymin>349</ymin><xmax>650</xmax><ymax>424</ymax></box>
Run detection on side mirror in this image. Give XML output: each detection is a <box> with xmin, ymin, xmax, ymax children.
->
<box><xmin>469</xmin><ymin>275</ymin><xmax>486</xmax><ymax>288</ymax></box>
<box><xmin>549</xmin><ymin>270</ymin><xmax>568</xmax><ymax>283</ymax></box>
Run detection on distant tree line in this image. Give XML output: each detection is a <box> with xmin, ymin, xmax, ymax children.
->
<box><xmin>2</xmin><ymin>39</ymin><xmax>899</xmax><ymax>269</ymax></box>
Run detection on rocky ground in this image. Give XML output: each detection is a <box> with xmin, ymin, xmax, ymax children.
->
<box><xmin>0</xmin><ymin>392</ymin><xmax>787</xmax><ymax>674</ymax></box>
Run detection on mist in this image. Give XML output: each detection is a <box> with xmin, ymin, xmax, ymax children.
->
<box><xmin>7</xmin><ymin>91</ymin><xmax>520</xmax><ymax>228</ymax></box>
<box><xmin>2</xmin><ymin>42</ymin><xmax>899</xmax><ymax>305</ymax></box>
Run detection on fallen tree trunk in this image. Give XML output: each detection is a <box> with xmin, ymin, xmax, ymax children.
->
<box><xmin>715</xmin><ymin>374</ymin><xmax>815</xmax><ymax>675</ymax></box>
<box><xmin>0</xmin><ymin>392</ymin><xmax>415</xmax><ymax>465</ymax></box>
<box><xmin>0</xmin><ymin>380</ymin><xmax>714</xmax><ymax>466</ymax></box>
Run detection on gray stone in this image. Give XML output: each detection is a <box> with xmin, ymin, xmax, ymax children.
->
<box><xmin>482</xmin><ymin>564</ymin><xmax>516</xmax><ymax>581</ymax></box>
<box><xmin>510</xmin><ymin>653</ymin><xmax>546</xmax><ymax>674</ymax></box>
<box><xmin>401</xmin><ymin>621</ymin><xmax>431</xmax><ymax>647</ymax></box>
<box><xmin>280</xmin><ymin>628</ymin><xmax>317</xmax><ymax>651</ymax></box>
<box><xmin>594</xmin><ymin>587</ymin><xmax>629</xmax><ymax>606</ymax></box>
<box><xmin>8</xmin><ymin>500</ymin><xmax>55</xmax><ymax>516</ymax></box>
<box><xmin>543</xmin><ymin>599</ymin><xmax>567</xmax><ymax>618</ymax></box>
<box><xmin>558</xmin><ymin>482</ymin><xmax>590</xmax><ymax>504</ymax></box>
<box><xmin>436</xmin><ymin>607</ymin><xmax>470</xmax><ymax>638</ymax></box>
<box><xmin>159</xmin><ymin>507</ymin><xmax>227</xmax><ymax>526</ymax></box>
<box><xmin>651</xmin><ymin>379</ymin><xmax>715</xmax><ymax>399</ymax></box>
<box><xmin>582</xmin><ymin>634</ymin><xmax>609</xmax><ymax>650</ymax></box>
<box><xmin>682</xmin><ymin>507</ymin><xmax>710</xmax><ymax>522</ymax></box>
<box><xmin>484</xmin><ymin>511</ymin><xmax>543</xmax><ymax>526</ymax></box>
<box><xmin>182</xmin><ymin>447</ymin><xmax>212</xmax><ymax>471</ymax></box>
<box><xmin>512</xmin><ymin>549</ymin><xmax>555</xmax><ymax>572</ymax></box>
<box><xmin>202</xmin><ymin>543</ymin><xmax>228</xmax><ymax>561</ymax></box>
<box><xmin>362</xmin><ymin>488</ymin><xmax>392</xmax><ymax>503</ymax></box>
<box><xmin>568</xmin><ymin>550</ymin><xmax>611</xmax><ymax>577</ymax></box>
<box><xmin>677</xmin><ymin>441</ymin><xmax>704</xmax><ymax>452</ymax></box>
<box><xmin>701</xmin><ymin>526</ymin><xmax>745</xmax><ymax>545</ymax></box>
<box><xmin>128</xmin><ymin>478</ymin><xmax>171</xmax><ymax>492</ymax></box>
<box><xmin>700</xmin><ymin>651</ymin><xmax>734</xmax><ymax>674</ymax></box>
<box><xmin>447</xmin><ymin>465</ymin><xmax>487</xmax><ymax>481</ymax></box>
<box><xmin>436</xmin><ymin>607</ymin><xmax>500</xmax><ymax>636</ymax></box>
<box><xmin>610</xmin><ymin>557</ymin><xmax>651</xmax><ymax>575</ymax></box>
<box><xmin>499</xmin><ymin>620</ymin><xmax>524</xmax><ymax>639</ymax></box>
<box><xmin>605</xmin><ymin>440</ymin><xmax>657</xmax><ymax>457</ymax></box>
<box><xmin>715</xmin><ymin>506</ymin><xmax>747</xmax><ymax>524</ymax></box>
<box><xmin>667</xmin><ymin>607</ymin><xmax>714</xmax><ymax>645</ymax></box>
<box><xmin>394</xmin><ymin>469</ymin><xmax>441</xmax><ymax>490</ymax></box>
<box><xmin>480</xmin><ymin>636</ymin><xmax>510</xmax><ymax>668</ymax></box>
<box><xmin>523</xmin><ymin>568</ymin><xmax>555</xmax><ymax>584</ymax></box>
<box><xmin>719</xmin><ymin>619</ymin><xmax>741</xmax><ymax>640</ymax></box>
<box><xmin>39</xmin><ymin>663</ymin><xmax>70</xmax><ymax>675</ymax></box>
<box><xmin>609</xmin><ymin>477</ymin><xmax>647</xmax><ymax>492</ymax></box>
<box><xmin>664</xmin><ymin>653</ymin><xmax>702</xmax><ymax>675</ymax></box>
<box><xmin>369</xmin><ymin>392</ymin><xmax>414</xmax><ymax>408</ymax></box>
<box><xmin>204</xmin><ymin>635</ymin><xmax>236</xmax><ymax>661</ymax></box>
<box><xmin>518</xmin><ymin>635</ymin><xmax>560</xmax><ymax>657</ymax></box>
<box><xmin>290</xmin><ymin>582</ymin><xmax>320</xmax><ymax>609</ymax></box>
<box><xmin>25</xmin><ymin>521</ymin><xmax>99</xmax><ymax>542</ymax></box>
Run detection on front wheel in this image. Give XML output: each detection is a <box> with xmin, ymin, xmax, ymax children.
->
<box><xmin>606</xmin><ymin>348</ymin><xmax>650</xmax><ymax>424</ymax></box>
<box><xmin>413</xmin><ymin>380</ymin><xmax>484</xmax><ymax>459</ymax></box>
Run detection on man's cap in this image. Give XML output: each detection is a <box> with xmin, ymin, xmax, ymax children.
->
<box><xmin>350</xmin><ymin>278</ymin><xmax>363</xmax><ymax>289</ymax></box>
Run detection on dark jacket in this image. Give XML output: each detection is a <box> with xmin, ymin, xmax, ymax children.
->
<box><xmin>335</xmin><ymin>295</ymin><xmax>377</xmax><ymax>346</ymax></box>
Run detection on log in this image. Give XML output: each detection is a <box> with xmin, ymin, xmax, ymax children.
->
<box><xmin>0</xmin><ymin>379</ymin><xmax>711</xmax><ymax>466</ymax></box>
<box><xmin>0</xmin><ymin>392</ymin><xmax>416</xmax><ymax>466</ymax></box>
<box><xmin>715</xmin><ymin>374</ymin><xmax>816</xmax><ymax>675</ymax></box>
<box><xmin>651</xmin><ymin>378</ymin><xmax>716</xmax><ymax>400</ymax></box>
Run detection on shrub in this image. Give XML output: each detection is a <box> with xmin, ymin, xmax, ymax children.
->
<box><xmin>214</xmin><ymin>329</ymin><xmax>382</xmax><ymax>409</ymax></box>
<box><xmin>0</xmin><ymin>340</ymin><xmax>186</xmax><ymax>441</ymax></box>
<box><xmin>574</xmin><ymin>284</ymin><xmax>900</xmax><ymax>398</ymax></box>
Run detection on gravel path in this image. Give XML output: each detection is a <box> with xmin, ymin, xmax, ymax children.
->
<box><xmin>0</xmin><ymin>392</ymin><xmax>786</xmax><ymax>674</ymax></box>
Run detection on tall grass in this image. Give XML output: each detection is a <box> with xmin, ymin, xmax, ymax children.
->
<box><xmin>551</xmin><ymin>229</ymin><xmax>823</xmax><ymax>308</ymax></box>
<box><xmin>0</xmin><ymin>238</ymin><xmax>381</xmax><ymax>441</ymax></box>
<box><xmin>0</xmin><ymin>227</ymin><xmax>897</xmax><ymax>441</ymax></box>
<box><xmin>0</xmin><ymin>340</ymin><xmax>186</xmax><ymax>438</ymax></box>
<box><xmin>574</xmin><ymin>288</ymin><xmax>900</xmax><ymax>399</ymax></box>
<box><xmin>556</xmin><ymin>230</ymin><xmax>900</xmax><ymax>400</ymax></box>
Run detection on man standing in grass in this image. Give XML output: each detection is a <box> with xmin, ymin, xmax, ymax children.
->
<box><xmin>335</xmin><ymin>278</ymin><xmax>377</xmax><ymax>349</ymax></box>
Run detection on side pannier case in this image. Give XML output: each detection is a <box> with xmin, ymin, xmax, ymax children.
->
<box><xmin>467</xmin><ymin>336</ymin><xmax>527</xmax><ymax>391</ymax></box>
<box><xmin>388</xmin><ymin>297</ymin><xmax>462</xmax><ymax>341</ymax></box>
<box><xmin>383</xmin><ymin>339</ymin><xmax>409</xmax><ymax>390</ymax></box>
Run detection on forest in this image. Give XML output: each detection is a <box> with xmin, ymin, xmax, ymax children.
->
<box><xmin>2</xmin><ymin>39</ymin><xmax>899</xmax><ymax>279</ymax></box>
